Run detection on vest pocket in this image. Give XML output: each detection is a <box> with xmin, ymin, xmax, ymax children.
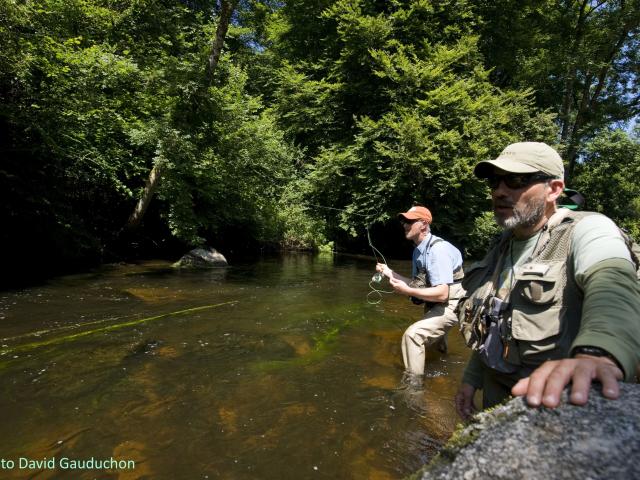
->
<box><xmin>514</xmin><ymin>261</ymin><xmax>563</xmax><ymax>305</ymax></box>
<box><xmin>511</xmin><ymin>304</ymin><xmax>564</xmax><ymax>341</ymax></box>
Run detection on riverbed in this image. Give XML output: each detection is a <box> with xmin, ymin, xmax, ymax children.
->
<box><xmin>0</xmin><ymin>253</ymin><xmax>471</xmax><ymax>479</ymax></box>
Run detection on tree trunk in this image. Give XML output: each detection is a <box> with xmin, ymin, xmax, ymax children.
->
<box><xmin>207</xmin><ymin>0</ymin><xmax>238</xmax><ymax>84</ymax></box>
<box><xmin>125</xmin><ymin>1</ymin><xmax>238</xmax><ymax>231</ymax></box>
<box><xmin>559</xmin><ymin>0</ymin><xmax>589</xmax><ymax>145</ymax></box>
<box><xmin>126</xmin><ymin>161</ymin><xmax>164</xmax><ymax>230</ymax></box>
<box><xmin>565</xmin><ymin>10</ymin><xmax>633</xmax><ymax>178</ymax></box>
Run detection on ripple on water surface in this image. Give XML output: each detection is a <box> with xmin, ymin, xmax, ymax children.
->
<box><xmin>0</xmin><ymin>254</ymin><xmax>470</xmax><ymax>479</ymax></box>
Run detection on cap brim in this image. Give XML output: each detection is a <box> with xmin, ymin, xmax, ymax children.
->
<box><xmin>398</xmin><ymin>212</ymin><xmax>423</xmax><ymax>220</ymax></box>
<box><xmin>474</xmin><ymin>158</ymin><xmax>539</xmax><ymax>178</ymax></box>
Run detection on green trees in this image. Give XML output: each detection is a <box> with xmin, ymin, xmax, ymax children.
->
<box><xmin>2</xmin><ymin>0</ymin><xmax>149</xmax><ymax>270</ymax></box>
<box><xmin>572</xmin><ymin>128</ymin><xmax>640</xmax><ymax>238</ymax></box>
<box><xmin>2</xmin><ymin>0</ymin><xmax>638</xmax><ymax>282</ymax></box>
<box><xmin>1</xmin><ymin>0</ymin><xmax>297</xmax><ymax>283</ymax></box>
<box><xmin>474</xmin><ymin>0</ymin><xmax>640</xmax><ymax>177</ymax></box>
<box><xmin>260</xmin><ymin>0</ymin><xmax>557</xmax><ymax>252</ymax></box>
<box><xmin>155</xmin><ymin>66</ymin><xmax>297</xmax><ymax>246</ymax></box>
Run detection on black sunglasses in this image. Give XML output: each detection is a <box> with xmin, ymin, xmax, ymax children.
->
<box><xmin>485</xmin><ymin>172</ymin><xmax>554</xmax><ymax>190</ymax></box>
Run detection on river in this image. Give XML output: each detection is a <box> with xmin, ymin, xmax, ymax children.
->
<box><xmin>0</xmin><ymin>253</ymin><xmax>471</xmax><ymax>479</ymax></box>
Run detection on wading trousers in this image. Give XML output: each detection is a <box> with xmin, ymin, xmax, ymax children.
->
<box><xmin>402</xmin><ymin>283</ymin><xmax>465</xmax><ymax>376</ymax></box>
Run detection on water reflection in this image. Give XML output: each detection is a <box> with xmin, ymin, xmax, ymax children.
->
<box><xmin>0</xmin><ymin>253</ymin><xmax>470</xmax><ymax>479</ymax></box>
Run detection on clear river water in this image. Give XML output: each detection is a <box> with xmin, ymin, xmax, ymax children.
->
<box><xmin>0</xmin><ymin>253</ymin><xmax>471</xmax><ymax>480</ymax></box>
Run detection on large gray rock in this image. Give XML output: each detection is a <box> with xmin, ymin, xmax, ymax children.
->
<box><xmin>417</xmin><ymin>383</ymin><xmax>640</xmax><ymax>480</ymax></box>
<box><xmin>173</xmin><ymin>247</ymin><xmax>228</xmax><ymax>268</ymax></box>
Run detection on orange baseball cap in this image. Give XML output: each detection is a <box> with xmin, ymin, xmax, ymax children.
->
<box><xmin>398</xmin><ymin>206</ymin><xmax>432</xmax><ymax>224</ymax></box>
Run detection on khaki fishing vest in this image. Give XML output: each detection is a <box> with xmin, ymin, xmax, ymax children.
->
<box><xmin>459</xmin><ymin>209</ymin><xmax>592</xmax><ymax>369</ymax></box>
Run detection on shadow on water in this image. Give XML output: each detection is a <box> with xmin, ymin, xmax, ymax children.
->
<box><xmin>0</xmin><ymin>253</ymin><xmax>470</xmax><ymax>479</ymax></box>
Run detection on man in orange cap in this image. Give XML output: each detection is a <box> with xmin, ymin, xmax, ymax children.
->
<box><xmin>376</xmin><ymin>205</ymin><xmax>464</xmax><ymax>383</ymax></box>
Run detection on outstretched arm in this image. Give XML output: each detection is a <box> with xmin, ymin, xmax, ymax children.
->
<box><xmin>376</xmin><ymin>263</ymin><xmax>450</xmax><ymax>302</ymax></box>
<box><xmin>389</xmin><ymin>278</ymin><xmax>450</xmax><ymax>303</ymax></box>
<box><xmin>512</xmin><ymin>257</ymin><xmax>640</xmax><ymax>407</ymax></box>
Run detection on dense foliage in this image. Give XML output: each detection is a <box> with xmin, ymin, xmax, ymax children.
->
<box><xmin>473</xmin><ymin>0</ymin><xmax>640</xmax><ymax>176</ymax></box>
<box><xmin>1</xmin><ymin>0</ymin><xmax>638</xmax><ymax>284</ymax></box>
<box><xmin>572</xmin><ymin>127</ymin><xmax>640</xmax><ymax>239</ymax></box>
<box><xmin>1</xmin><ymin>0</ymin><xmax>296</xmax><ymax>283</ymax></box>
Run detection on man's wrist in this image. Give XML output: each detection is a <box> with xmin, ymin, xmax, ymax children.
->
<box><xmin>572</xmin><ymin>346</ymin><xmax>621</xmax><ymax>370</ymax></box>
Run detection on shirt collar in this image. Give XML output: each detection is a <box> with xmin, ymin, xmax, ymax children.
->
<box><xmin>416</xmin><ymin>232</ymin><xmax>433</xmax><ymax>254</ymax></box>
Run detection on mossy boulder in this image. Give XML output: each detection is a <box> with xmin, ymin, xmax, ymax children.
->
<box><xmin>173</xmin><ymin>247</ymin><xmax>228</xmax><ymax>268</ymax></box>
<box><xmin>415</xmin><ymin>383</ymin><xmax>640</xmax><ymax>480</ymax></box>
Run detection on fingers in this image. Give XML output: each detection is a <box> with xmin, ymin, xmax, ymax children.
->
<box><xmin>567</xmin><ymin>361</ymin><xmax>592</xmax><ymax>405</ymax></box>
<box><xmin>511</xmin><ymin>357</ymin><xmax>624</xmax><ymax>409</ymax></box>
<box><xmin>599</xmin><ymin>370</ymin><xmax>621</xmax><ymax>400</ymax></box>
<box><xmin>376</xmin><ymin>264</ymin><xmax>393</xmax><ymax>278</ymax></box>
<box><xmin>588</xmin><ymin>356</ymin><xmax>622</xmax><ymax>400</ymax></box>
<box><xmin>538</xmin><ymin>360</ymin><xmax>575</xmax><ymax>408</ymax></box>
<box><xmin>511</xmin><ymin>376</ymin><xmax>530</xmax><ymax>397</ymax></box>
<box><xmin>454</xmin><ymin>394</ymin><xmax>467</xmax><ymax>419</ymax></box>
<box><xmin>454</xmin><ymin>392</ymin><xmax>466</xmax><ymax>419</ymax></box>
<box><xmin>565</xmin><ymin>357</ymin><xmax>622</xmax><ymax>405</ymax></box>
<box><xmin>511</xmin><ymin>360</ymin><xmax>565</xmax><ymax>407</ymax></box>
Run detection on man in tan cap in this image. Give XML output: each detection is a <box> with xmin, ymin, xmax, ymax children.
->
<box><xmin>376</xmin><ymin>205</ymin><xmax>464</xmax><ymax>385</ymax></box>
<box><xmin>455</xmin><ymin>142</ymin><xmax>640</xmax><ymax>419</ymax></box>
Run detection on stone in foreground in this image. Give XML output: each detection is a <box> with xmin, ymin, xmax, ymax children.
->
<box><xmin>416</xmin><ymin>383</ymin><xmax>640</xmax><ymax>480</ymax></box>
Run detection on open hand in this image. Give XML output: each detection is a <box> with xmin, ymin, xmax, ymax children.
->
<box><xmin>511</xmin><ymin>355</ymin><xmax>622</xmax><ymax>408</ymax></box>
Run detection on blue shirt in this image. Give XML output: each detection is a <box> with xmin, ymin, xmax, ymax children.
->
<box><xmin>412</xmin><ymin>233</ymin><xmax>463</xmax><ymax>286</ymax></box>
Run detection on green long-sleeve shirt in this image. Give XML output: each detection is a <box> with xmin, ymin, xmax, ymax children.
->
<box><xmin>463</xmin><ymin>257</ymin><xmax>640</xmax><ymax>388</ymax></box>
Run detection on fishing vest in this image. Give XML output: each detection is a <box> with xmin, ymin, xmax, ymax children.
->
<box><xmin>410</xmin><ymin>237</ymin><xmax>465</xmax><ymax>306</ymax></box>
<box><xmin>458</xmin><ymin>209</ymin><xmax>593</xmax><ymax>369</ymax></box>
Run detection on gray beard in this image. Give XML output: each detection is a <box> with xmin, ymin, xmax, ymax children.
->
<box><xmin>495</xmin><ymin>197</ymin><xmax>546</xmax><ymax>230</ymax></box>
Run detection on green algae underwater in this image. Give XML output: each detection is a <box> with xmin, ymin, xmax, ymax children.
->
<box><xmin>0</xmin><ymin>253</ymin><xmax>470</xmax><ymax>479</ymax></box>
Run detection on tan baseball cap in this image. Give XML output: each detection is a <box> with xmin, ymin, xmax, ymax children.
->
<box><xmin>474</xmin><ymin>142</ymin><xmax>565</xmax><ymax>178</ymax></box>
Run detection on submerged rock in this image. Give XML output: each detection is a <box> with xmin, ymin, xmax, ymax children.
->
<box><xmin>173</xmin><ymin>247</ymin><xmax>228</xmax><ymax>268</ymax></box>
<box><xmin>417</xmin><ymin>383</ymin><xmax>640</xmax><ymax>480</ymax></box>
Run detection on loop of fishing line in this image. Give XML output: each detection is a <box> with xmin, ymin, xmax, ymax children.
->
<box><xmin>365</xmin><ymin>224</ymin><xmax>394</xmax><ymax>304</ymax></box>
<box><xmin>366</xmin><ymin>278</ymin><xmax>394</xmax><ymax>304</ymax></box>
<box><xmin>302</xmin><ymin>202</ymin><xmax>394</xmax><ymax>304</ymax></box>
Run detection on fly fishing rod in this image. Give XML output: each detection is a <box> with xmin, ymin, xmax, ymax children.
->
<box><xmin>302</xmin><ymin>203</ymin><xmax>394</xmax><ymax>304</ymax></box>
